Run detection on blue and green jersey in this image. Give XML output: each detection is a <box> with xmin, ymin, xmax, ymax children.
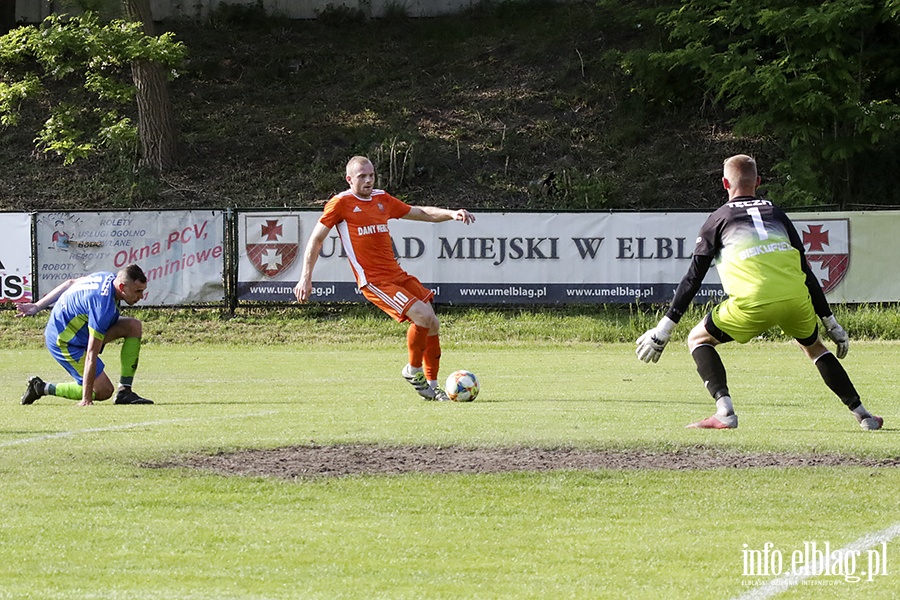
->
<box><xmin>44</xmin><ymin>272</ymin><xmax>120</xmax><ymax>379</ymax></box>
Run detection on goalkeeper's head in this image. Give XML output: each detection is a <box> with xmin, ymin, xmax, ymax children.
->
<box><xmin>722</xmin><ymin>154</ymin><xmax>761</xmax><ymax>198</ymax></box>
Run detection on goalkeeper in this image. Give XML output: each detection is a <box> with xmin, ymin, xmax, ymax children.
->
<box><xmin>635</xmin><ymin>154</ymin><xmax>882</xmax><ymax>431</ymax></box>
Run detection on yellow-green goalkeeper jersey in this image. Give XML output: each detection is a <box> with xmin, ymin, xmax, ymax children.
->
<box><xmin>694</xmin><ymin>197</ymin><xmax>809</xmax><ymax>307</ymax></box>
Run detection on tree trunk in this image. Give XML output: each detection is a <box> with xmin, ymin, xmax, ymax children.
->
<box><xmin>122</xmin><ymin>0</ymin><xmax>178</xmax><ymax>173</ymax></box>
<box><xmin>131</xmin><ymin>59</ymin><xmax>178</xmax><ymax>172</ymax></box>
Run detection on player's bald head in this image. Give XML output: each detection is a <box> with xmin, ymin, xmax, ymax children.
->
<box><xmin>346</xmin><ymin>156</ymin><xmax>373</xmax><ymax>177</ymax></box>
<box><xmin>723</xmin><ymin>154</ymin><xmax>758</xmax><ymax>189</ymax></box>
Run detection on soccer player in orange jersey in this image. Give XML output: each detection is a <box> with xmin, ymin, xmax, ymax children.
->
<box><xmin>294</xmin><ymin>156</ymin><xmax>475</xmax><ymax>401</ymax></box>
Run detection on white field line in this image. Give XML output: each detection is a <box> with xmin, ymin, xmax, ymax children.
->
<box><xmin>0</xmin><ymin>411</ymin><xmax>279</xmax><ymax>448</ymax></box>
<box><xmin>733</xmin><ymin>522</ymin><xmax>900</xmax><ymax>600</ymax></box>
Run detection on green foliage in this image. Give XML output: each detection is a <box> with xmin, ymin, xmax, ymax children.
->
<box><xmin>0</xmin><ymin>11</ymin><xmax>185</xmax><ymax>165</ymax></box>
<box><xmin>35</xmin><ymin>104</ymin><xmax>95</xmax><ymax>163</ymax></box>
<box><xmin>96</xmin><ymin>110</ymin><xmax>138</xmax><ymax>155</ymax></box>
<box><xmin>625</xmin><ymin>0</ymin><xmax>900</xmax><ymax>207</ymax></box>
<box><xmin>6</xmin><ymin>3</ymin><xmax>900</xmax><ymax>211</ymax></box>
<box><xmin>0</xmin><ymin>75</ymin><xmax>40</xmax><ymax>126</ymax></box>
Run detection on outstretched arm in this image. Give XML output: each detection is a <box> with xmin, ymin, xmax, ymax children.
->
<box><xmin>636</xmin><ymin>254</ymin><xmax>713</xmax><ymax>363</ymax></box>
<box><xmin>665</xmin><ymin>254</ymin><xmax>714</xmax><ymax>324</ymax></box>
<box><xmin>294</xmin><ymin>222</ymin><xmax>332</xmax><ymax>303</ymax></box>
<box><xmin>15</xmin><ymin>278</ymin><xmax>78</xmax><ymax>317</ymax></box>
<box><xmin>403</xmin><ymin>206</ymin><xmax>475</xmax><ymax>224</ymax></box>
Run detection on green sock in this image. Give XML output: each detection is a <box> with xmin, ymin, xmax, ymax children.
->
<box><xmin>120</xmin><ymin>337</ymin><xmax>142</xmax><ymax>387</ymax></box>
<box><xmin>53</xmin><ymin>382</ymin><xmax>86</xmax><ymax>400</ymax></box>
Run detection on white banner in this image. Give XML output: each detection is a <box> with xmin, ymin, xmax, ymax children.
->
<box><xmin>791</xmin><ymin>211</ymin><xmax>900</xmax><ymax>303</ymax></box>
<box><xmin>35</xmin><ymin>211</ymin><xmax>225</xmax><ymax>305</ymax></box>
<box><xmin>237</xmin><ymin>212</ymin><xmax>308</xmax><ymax>300</ymax></box>
<box><xmin>236</xmin><ymin>211</ymin><xmax>719</xmax><ymax>303</ymax></box>
<box><xmin>0</xmin><ymin>213</ymin><xmax>34</xmax><ymax>304</ymax></box>
<box><xmin>236</xmin><ymin>210</ymin><xmax>900</xmax><ymax>305</ymax></box>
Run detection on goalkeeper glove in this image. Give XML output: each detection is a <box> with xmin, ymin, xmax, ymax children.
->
<box><xmin>636</xmin><ymin>316</ymin><xmax>677</xmax><ymax>363</ymax></box>
<box><xmin>822</xmin><ymin>314</ymin><xmax>849</xmax><ymax>359</ymax></box>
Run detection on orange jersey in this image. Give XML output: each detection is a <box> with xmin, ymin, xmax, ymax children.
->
<box><xmin>319</xmin><ymin>189</ymin><xmax>412</xmax><ymax>287</ymax></box>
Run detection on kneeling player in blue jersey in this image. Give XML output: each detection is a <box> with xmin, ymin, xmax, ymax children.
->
<box><xmin>16</xmin><ymin>264</ymin><xmax>153</xmax><ymax>406</ymax></box>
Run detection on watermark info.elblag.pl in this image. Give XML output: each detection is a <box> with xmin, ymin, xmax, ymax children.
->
<box><xmin>742</xmin><ymin>541</ymin><xmax>889</xmax><ymax>585</ymax></box>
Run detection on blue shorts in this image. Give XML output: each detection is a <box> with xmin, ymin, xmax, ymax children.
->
<box><xmin>46</xmin><ymin>338</ymin><xmax>106</xmax><ymax>385</ymax></box>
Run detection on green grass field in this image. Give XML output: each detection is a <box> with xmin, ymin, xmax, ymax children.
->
<box><xmin>1</xmin><ymin>315</ymin><xmax>899</xmax><ymax>598</ymax></box>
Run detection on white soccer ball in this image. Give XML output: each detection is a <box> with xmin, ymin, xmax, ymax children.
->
<box><xmin>445</xmin><ymin>370</ymin><xmax>480</xmax><ymax>402</ymax></box>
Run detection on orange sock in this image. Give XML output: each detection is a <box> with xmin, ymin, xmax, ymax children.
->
<box><xmin>407</xmin><ymin>324</ymin><xmax>429</xmax><ymax>368</ymax></box>
<box><xmin>424</xmin><ymin>334</ymin><xmax>441</xmax><ymax>381</ymax></box>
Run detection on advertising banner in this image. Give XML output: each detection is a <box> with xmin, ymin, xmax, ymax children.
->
<box><xmin>237</xmin><ymin>212</ymin><xmax>309</xmax><ymax>301</ymax></box>
<box><xmin>792</xmin><ymin>211</ymin><xmax>900</xmax><ymax>303</ymax></box>
<box><xmin>236</xmin><ymin>209</ymin><xmax>900</xmax><ymax>305</ymax></box>
<box><xmin>35</xmin><ymin>211</ymin><xmax>225</xmax><ymax>305</ymax></box>
<box><xmin>236</xmin><ymin>211</ymin><xmax>721</xmax><ymax>304</ymax></box>
<box><xmin>0</xmin><ymin>213</ymin><xmax>33</xmax><ymax>304</ymax></box>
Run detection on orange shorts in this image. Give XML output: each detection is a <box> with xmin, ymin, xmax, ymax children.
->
<box><xmin>362</xmin><ymin>274</ymin><xmax>435</xmax><ymax>322</ymax></box>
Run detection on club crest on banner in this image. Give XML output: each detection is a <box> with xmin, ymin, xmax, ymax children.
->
<box><xmin>795</xmin><ymin>219</ymin><xmax>850</xmax><ymax>293</ymax></box>
<box><xmin>245</xmin><ymin>215</ymin><xmax>299</xmax><ymax>277</ymax></box>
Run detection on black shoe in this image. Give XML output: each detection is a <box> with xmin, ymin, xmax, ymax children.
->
<box><xmin>114</xmin><ymin>388</ymin><xmax>154</xmax><ymax>405</ymax></box>
<box><xmin>21</xmin><ymin>376</ymin><xmax>45</xmax><ymax>405</ymax></box>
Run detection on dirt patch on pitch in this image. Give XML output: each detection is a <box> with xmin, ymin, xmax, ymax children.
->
<box><xmin>154</xmin><ymin>444</ymin><xmax>900</xmax><ymax>479</ymax></box>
